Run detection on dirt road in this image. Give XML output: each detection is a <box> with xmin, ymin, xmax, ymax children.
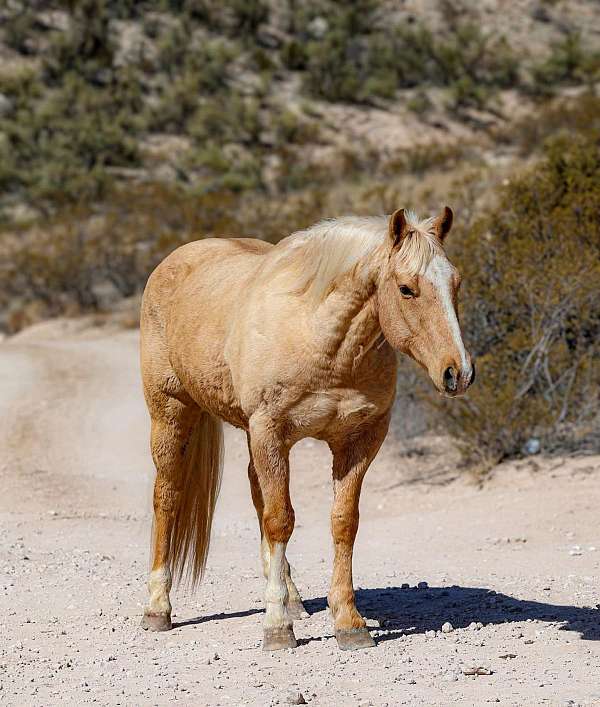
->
<box><xmin>1</xmin><ymin>319</ymin><xmax>599</xmax><ymax>706</ymax></box>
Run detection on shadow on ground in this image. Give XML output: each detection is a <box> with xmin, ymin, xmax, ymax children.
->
<box><xmin>174</xmin><ymin>586</ymin><xmax>600</xmax><ymax>642</ymax></box>
<box><xmin>303</xmin><ymin>585</ymin><xmax>600</xmax><ymax>642</ymax></box>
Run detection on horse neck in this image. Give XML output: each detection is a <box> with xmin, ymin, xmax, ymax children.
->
<box><xmin>314</xmin><ymin>246</ymin><xmax>385</xmax><ymax>372</ymax></box>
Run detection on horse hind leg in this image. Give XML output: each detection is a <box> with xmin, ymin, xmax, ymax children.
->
<box><xmin>142</xmin><ymin>398</ymin><xmax>223</xmax><ymax>631</ymax></box>
<box><xmin>247</xmin><ymin>440</ymin><xmax>307</xmax><ymax>621</ymax></box>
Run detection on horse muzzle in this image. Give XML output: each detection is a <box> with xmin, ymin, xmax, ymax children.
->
<box><xmin>442</xmin><ymin>361</ymin><xmax>475</xmax><ymax>397</ymax></box>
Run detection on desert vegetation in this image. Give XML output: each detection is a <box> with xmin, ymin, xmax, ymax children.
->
<box><xmin>428</xmin><ymin>129</ymin><xmax>600</xmax><ymax>469</ymax></box>
<box><xmin>1</xmin><ymin>0</ymin><xmax>599</xmax><ymax>470</ymax></box>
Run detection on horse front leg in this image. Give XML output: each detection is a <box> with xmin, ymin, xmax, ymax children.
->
<box><xmin>246</xmin><ymin>434</ymin><xmax>307</xmax><ymax>620</ymax></box>
<box><xmin>328</xmin><ymin>413</ymin><xmax>390</xmax><ymax>651</ymax></box>
<box><xmin>249</xmin><ymin>417</ymin><xmax>297</xmax><ymax>650</ymax></box>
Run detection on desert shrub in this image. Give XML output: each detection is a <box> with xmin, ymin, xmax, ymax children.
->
<box><xmin>270</xmin><ymin>107</ymin><xmax>320</xmax><ymax>146</ymax></box>
<box><xmin>223</xmin><ymin>0</ymin><xmax>269</xmax><ymax>36</ymax></box>
<box><xmin>189</xmin><ymin>93</ymin><xmax>261</xmax><ymax>144</ymax></box>
<box><xmin>0</xmin><ymin>73</ymin><xmax>141</xmax><ymax>207</ymax></box>
<box><xmin>301</xmin><ymin>0</ymin><xmax>398</xmax><ymax>103</ymax></box>
<box><xmin>392</xmin><ymin>23</ymin><xmax>517</xmax><ymax>108</ymax></box>
<box><xmin>496</xmin><ymin>93</ymin><xmax>600</xmax><ymax>156</ymax></box>
<box><xmin>428</xmin><ymin>132</ymin><xmax>600</xmax><ymax>469</ymax></box>
<box><xmin>146</xmin><ymin>39</ymin><xmax>236</xmax><ymax>132</ymax></box>
<box><xmin>3</xmin><ymin>6</ymin><xmax>40</xmax><ymax>54</ymax></box>
<box><xmin>406</xmin><ymin>90</ymin><xmax>432</xmax><ymax>115</ymax></box>
<box><xmin>529</xmin><ymin>31</ymin><xmax>600</xmax><ymax>95</ymax></box>
<box><xmin>302</xmin><ymin>8</ymin><xmax>518</xmax><ymax>106</ymax></box>
<box><xmin>43</xmin><ymin>0</ymin><xmax>116</xmax><ymax>83</ymax></box>
<box><xmin>448</xmin><ymin>76</ymin><xmax>491</xmax><ymax>109</ymax></box>
<box><xmin>281</xmin><ymin>39</ymin><xmax>307</xmax><ymax>71</ymax></box>
<box><xmin>0</xmin><ymin>182</ymin><xmax>326</xmax><ymax>331</ymax></box>
<box><xmin>382</xmin><ymin>142</ymin><xmax>468</xmax><ymax>178</ymax></box>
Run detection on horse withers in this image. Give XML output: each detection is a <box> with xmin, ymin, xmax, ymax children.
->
<box><xmin>139</xmin><ymin>207</ymin><xmax>474</xmax><ymax>651</ymax></box>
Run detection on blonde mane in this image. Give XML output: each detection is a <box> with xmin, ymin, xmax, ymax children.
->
<box><xmin>275</xmin><ymin>211</ymin><xmax>443</xmax><ymax>301</ymax></box>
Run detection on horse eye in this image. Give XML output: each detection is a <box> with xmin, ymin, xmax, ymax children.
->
<box><xmin>399</xmin><ymin>285</ymin><xmax>414</xmax><ymax>298</ymax></box>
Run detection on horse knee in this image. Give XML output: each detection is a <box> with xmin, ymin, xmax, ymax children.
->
<box><xmin>263</xmin><ymin>505</ymin><xmax>295</xmax><ymax>544</ymax></box>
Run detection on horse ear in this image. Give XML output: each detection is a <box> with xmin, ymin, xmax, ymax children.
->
<box><xmin>388</xmin><ymin>208</ymin><xmax>408</xmax><ymax>249</ymax></box>
<box><xmin>435</xmin><ymin>206</ymin><xmax>453</xmax><ymax>241</ymax></box>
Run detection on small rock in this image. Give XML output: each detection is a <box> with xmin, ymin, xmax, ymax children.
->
<box><xmin>307</xmin><ymin>16</ymin><xmax>328</xmax><ymax>39</ymax></box>
<box><xmin>425</xmin><ymin>630</ymin><xmax>436</xmax><ymax>638</ymax></box>
<box><xmin>287</xmin><ymin>691</ymin><xmax>307</xmax><ymax>705</ymax></box>
<box><xmin>417</xmin><ymin>581</ymin><xmax>429</xmax><ymax>589</ymax></box>
<box><xmin>441</xmin><ymin>622</ymin><xmax>454</xmax><ymax>634</ymax></box>
<box><xmin>0</xmin><ymin>93</ymin><xmax>13</xmax><ymax>117</ymax></box>
<box><xmin>522</xmin><ymin>437</ymin><xmax>541</xmax><ymax>455</ymax></box>
<box><xmin>462</xmin><ymin>665</ymin><xmax>493</xmax><ymax>676</ymax></box>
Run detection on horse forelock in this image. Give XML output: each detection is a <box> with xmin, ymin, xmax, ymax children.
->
<box><xmin>397</xmin><ymin>211</ymin><xmax>444</xmax><ymax>276</ymax></box>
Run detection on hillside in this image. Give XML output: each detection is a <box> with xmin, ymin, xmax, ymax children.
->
<box><xmin>1</xmin><ymin>0</ymin><xmax>599</xmax><ymax>219</ymax></box>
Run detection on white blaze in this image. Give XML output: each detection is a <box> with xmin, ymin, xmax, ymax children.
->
<box><xmin>424</xmin><ymin>255</ymin><xmax>470</xmax><ymax>375</ymax></box>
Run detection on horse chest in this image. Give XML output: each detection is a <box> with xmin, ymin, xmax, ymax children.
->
<box><xmin>286</xmin><ymin>387</ymin><xmax>383</xmax><ymax>442</ymax></box>
<box><xmin>333</xmin><ymin>390</ymin><xmax>380</xmax><ymax>426</ymax></box>
<box><xmin>289</xmin><ymin>347</ymin><xmax>397</xmax><ymax>439</ymax></box>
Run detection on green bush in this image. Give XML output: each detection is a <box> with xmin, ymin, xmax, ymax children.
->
<box><xmin>44</xmin><ymin>0</ymin><xmax>116</xmax><ymax>83</ymax></box>
<box><xmin>302</xmin><ymin>10</ymin><xmax>519</xmax><ymax>105</ymax></box>
<box><xmin>3</xmin><ymin>7</ymin><xmax>39</xmax><ymax>54</ymax></box>
<box><xmin>189</xmin><ymin>93</ymin><xmax>261</xmax><ymax>144</ymax></box>
<box><xmin>497</xmin><ymin>93</ymin><xmax>600</xmax><ymax>155</ymax></box>
<box><xmin>530</xmin><ymin>32</ymin><xmax>600</xmax><ymax>95</ymax></box>
<box><xmin>0</xmin><ymin>72</ymin><xmax>141</xmax><ymax>207</ymax></box>
<box><xmin>429</xmin><ymin>132</ymin><xmax>600</xmax><ymax>470</ymax></box>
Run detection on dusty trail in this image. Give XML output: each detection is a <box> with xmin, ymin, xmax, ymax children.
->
<box><xmin>1</xmin><ymin>319</ymin><xmax>599</xmax><ymax>706</ymax></box>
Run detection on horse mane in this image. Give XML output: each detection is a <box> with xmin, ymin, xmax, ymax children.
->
<box><xmin>275</xmin><ymin>211</ymin><xmax>442</xmax><ymax>301</ymax></box>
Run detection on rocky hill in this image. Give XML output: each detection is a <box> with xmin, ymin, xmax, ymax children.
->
<box><xmin>1</xmin><ymin>0</ymin><xmax>599</xmax><ymax>221</ymax></box>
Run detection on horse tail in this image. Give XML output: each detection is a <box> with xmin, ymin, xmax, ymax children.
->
<box><xmin>169</xmin><ymin>411</ymin><xmax>224</xmax><ymax>588</ymax></box>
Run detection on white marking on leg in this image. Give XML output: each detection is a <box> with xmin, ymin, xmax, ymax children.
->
<box><xmin>263</xmin><ymin>535</ymin><xmax>302</xmax><ymax>606</ymax></box>
<box><xmin>424</xmin><ymin>255</ymin><xmax>470</xmax><ymax>376</ymax></box>
<box><xmin>260</xmin><ymin>535</ymin><xmax>270</xmax><ymax>579</ymax></box>
<box><xmin>264</xmin><ymin>542</ymin><xmax>291</xmax><ymax>630</ymax></box>
<box><xmin>147</xmin><ymin>565</ymin><xmax>172</xmax><ymax>614</ymax></box>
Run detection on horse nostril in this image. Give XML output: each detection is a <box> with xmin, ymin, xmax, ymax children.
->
<box><xmin>443</xmin><ymin>366</ymin><xmax>457</xmax><ymax>392</ymax></box>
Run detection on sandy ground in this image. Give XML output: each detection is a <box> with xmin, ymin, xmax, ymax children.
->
<box><xmin>1</xmin><ymin>319</ymin><xmax>599</xmax><ymax>707</ymax></box>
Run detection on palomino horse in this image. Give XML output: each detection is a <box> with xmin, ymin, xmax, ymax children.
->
<box><xmin>140</xmin><ymin>207</ymin><xmax>473</xmax><ymax>651</ymax></box>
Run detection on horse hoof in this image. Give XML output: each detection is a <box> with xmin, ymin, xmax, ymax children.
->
<box><xmin>287</xmin><ymin>600</ymin><xmax>309</xmax><ymax>620</ymax></box>
<box><xmin>263</xmin><ymin>627</ymin><xmax>297</xmax><ymax>651</ymax></box>
<box><xmin>335</xmin><ymin>627</ymin><xmax>375</xmax><ymax>651</ymax></box>
<box><xmin>141</xmin><ymin>611</ymin><xmax>172</xmax><ymax>632</ymax></box>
